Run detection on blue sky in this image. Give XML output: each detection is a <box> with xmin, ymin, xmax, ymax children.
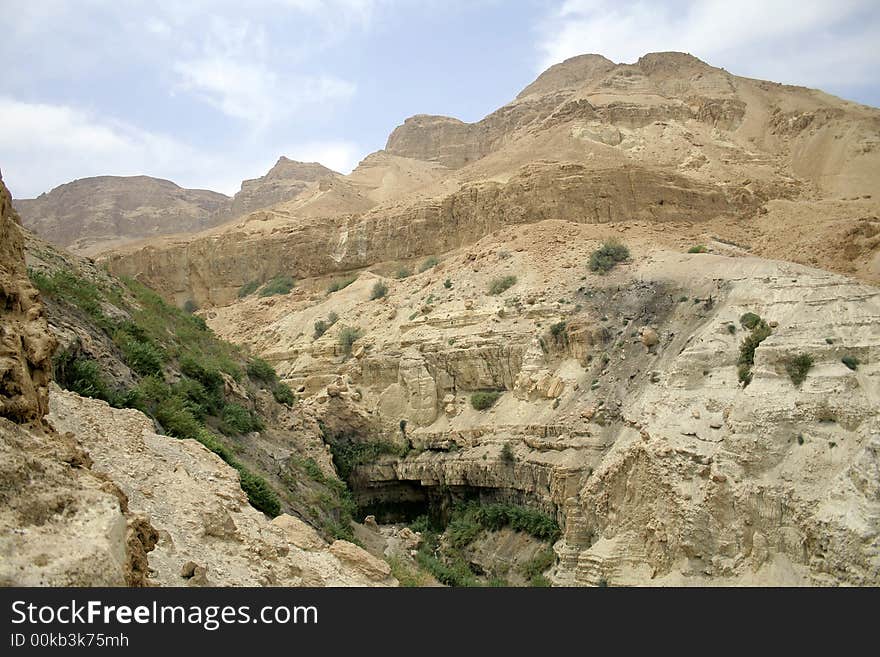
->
<box><xmin>1</xmin><ymin>0</ymin><xmax>878</xmax><ymax>199</ymax></box>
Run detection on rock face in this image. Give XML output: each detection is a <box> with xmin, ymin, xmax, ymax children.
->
<box><xmin>15</xmin><ymin>176</ymin><xmax>229</xmax><ymax>255</ymax></box>
<box><xmin>0</xmin><ymin>173</ymin><xmax>55</xmax><ymax>424</ymax></box>
<box><xmin>206</xmin><ymin>218</ymin><xmax>880</xmax><ymax>586</ymax></box>
<box><xmin>102</xmin><ymin>52</ymin><xmax>880</xmax><ymax>305</ymax></box>
<box><xmin>0</xmin><ymin>173</ymin><xmax>157</xmax><ymax>586</ymax></box>
<box><xmin>46</xmin><ymin>388</ymin><xmax>396</xmax><ymax>587</ymax></box>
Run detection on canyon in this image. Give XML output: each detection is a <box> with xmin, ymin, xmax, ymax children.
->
<box><xmin>4</xmin><ymin>51</ymin><xmax>880</xmax><ymax>586</ymax></box>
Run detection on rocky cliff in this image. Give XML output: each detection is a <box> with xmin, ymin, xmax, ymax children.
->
<box><xmin>0</xmin><ymin>173</ymin><xmax>55</xmax><ymax>424</ymax></box>
<box><xmin>205</xmin><ymin>219</ymin><xmax>880</xmax><ymax>585</ymax></box>
<box><xmin>0</xmin><ymin>172</ymin><xmax>157</xmax><ymax>585</ymax></box>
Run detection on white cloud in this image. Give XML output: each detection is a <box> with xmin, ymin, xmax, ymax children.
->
<box><xmin>284</xmin><ymin>140</ymin><xmax>364</xmax><ymax>173</ymax></box>
<box><xmin>170</xmin><ymin>15</ymin><xmax>357</xmax><ymax>127</ymax></box>
<box><xmin>0</xmin><ymin>97</ymin><xmax>237</xmax><ymax>198</ymax></box>
<box><xmin>537</xmin><ymin>0</ymin><xmax>880</xmax><ymax>91</ymax></box>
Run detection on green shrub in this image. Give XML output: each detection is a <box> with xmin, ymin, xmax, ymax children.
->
<box><xmin>446</xmin><ymin>513</ymin><xmax>483</xmax><ymax>550</ymax></box>
<box><xmin>841</xmin><ymin>355</ymin><xmax>859</xmax><ymax>371</ymax></box>
<box><xmin>370</xmin><ymin>281</ymin><xmax>388</xmax><ymax>300</ymax></box>
<box><xmin>520</xmin><ymin>547</ymin><xmax>556</xmax><ymax>586</ymax></box>
<box><xmin>419</xmin><ymin>257</ymin><xmax>439</xmax><ymax>273</ymax></box>
<box><xmin>444</xmin><ymin>278</ymin><xmax>452</xmax><ymax>289</ymax></box>
<box><xmin>785</xmin><ymin>353</ymin><xmax>814</xmax><ymax>386</ymax></box>
<box><xmin>395</xmin><ymin>268</ymin><xmax>412</xmax><ymax>279</ymax></box>
<box><xmin>220</xmin><ymin>403</ymin><xmax>263</xmax><ymax>435</ymax></box>
<box><xmin>180</xmin><ymin>355</ymin><xmax>224</xmax><ymax>392</ymax></box>
<box><xmin>688</xmin><ymin>245</ymin><xmax>708</xmax><ymax>253</ymax></box>
<box><xmin>237</xmin><ymin>468</ymin><xmax>281</xmax><ymax>517</ymax></box>
<box><xmin>116</xmin><ymin>332</ymin><xmax>165</xmax><ymax>376</ymax></box>
<box><xmin>500</xmin><ymin>443</ymin><xmax>515</xmax><ymax>462</ymax></box>
<box><xmin>273</xmin><ymin>382</ymin><xmax>295</xmax><ymax>405</ymax></box>
<box><xmin>259</xmin><ymin>275</ymin><xmax>295</xmax><ymax>297</ymax></box>
<box><xmin>246</xmin><ymin>357</ymin><xmax>277</xmax><ymax>384</ymax></box>
<box><xmin>739</xmin><ymin>312</ymin><xmax>761</xmax><ymax>330</ymax></box>
<box><xmin>549</xmin><ymin>321</ymin><xmax>567</xmax><ymax>345</ymax></box>
<box><xmin>415</xmin><ymin>550</ymin><xmax>478</xmax><ymax>587</ymax></box>
<box><xmin>172</xmin><ymin>376</ymin><xmax>222</xmax><ymax>418</ymax></box>
<box><xmin>238</xmin><ymin>280</ymin><xmax>260</xmax><ymax>298</ymax></box>
<box><xmin>588</xmin><ymin>240</ymin><xmax>629</xmax><ymax>274</ymax></box>
<box><xmin>488</xmin><ymin>276</ymin><xmax>517</xmax><ymax>296</ymax></box>
<box><xmin>156</xmin><ymin>397</ymin><xmax>205</xmax><ymax>441</ymax></box>
<box><xmin>53</xmin><ymin>351</ymin><xmax>126</xmax><ymax>407</ymax></box>
<box><xmin>338</xmin><ymin>326</ymin><xmax>363</xmax><ymax>359</ymax></box>
<box><xmin>327</xmin><ymin>276</ymin><xmax>356</xmax><ymax>293</ymax></box>
<box><xmin>329</xmin><ymin>440</ymin><xmax>405</xmax><ymax>480</ymax></box>
<box><xmin>471</xmin><ymin>391</ymin><xmax>502</xmax><ymax>410</ymax></box>
<box><xmin>473</xmin><ymin>503</ymin><xmax>560</xmax><ymax>542</ymax></box>
<box><xmin>737</xmin><ymin>319</ymin><xmax>772</xmax><ymax>386</ymax></box>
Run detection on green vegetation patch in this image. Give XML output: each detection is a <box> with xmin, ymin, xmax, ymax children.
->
<box><xmin>327</xmin><ymin>276</ymin><xmax>357</xmax><ymax>293</ymax></box>
<box><xmin>259</xmin><ymin>275</ymin><xmax>295</xmax><ymax>297</ymax></box>
<box><xmin>470</xmin><ymin>391</ymin><xmax>502</xmax><ymax>410</ymax></box>
<box><xmin>419</xmin><ymin>257</ymin><xmax>439</xmax><ymax>272</ymax></box>
<box><xmin>238</xmin><ymin>280</ymin><xmax>260</xmax><ymax>298</ymax></box>
<box><xmin>328</xmin><ymin>440</ymin><xmax>406</xmax><ymax>480</ymax></box>
<box><xmin>337</xmin><ymin>325</ymin><xmax>364</xmax><ymax>359</ymax></box>
<box><xmin>737</xmin><ymin>314</ymin><xmax>772</xmax><ymax>386</ymax></box>
<box><xmin>488</xmin><ymin>275</ymin><xmax>517</xmax><ymax>296</ymax></box>
<box><xmin>841</xmin><ymin>355</ymin><xmax>859</xmax><ymax>371</ymax></box>
<box><xmin>785</xmin><ymin>353</ymin><xmax>814</xmax><ymax>386</ymax></box>
<box><xmin>370</xmin><ymin>280</ymin><xmax>388</xmax><ymax>300</ymax></box>
<box><xmin>588</xmin><ymin>240</ymin><xmax>629</xmax><ymax>274</ymax></box>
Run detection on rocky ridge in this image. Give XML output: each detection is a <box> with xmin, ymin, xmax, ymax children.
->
<box><xmin>102</xmin><ymin>52</ymin><xmax>880</xmax><ymax>306</ymax></box>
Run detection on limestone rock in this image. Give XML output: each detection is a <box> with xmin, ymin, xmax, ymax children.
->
<box><xmin>329</xmin><ymin>540</ymin><xmax>394</xmax><ymax>583</ymax></box>
<box><xmin>271</xmin><ymin>514</ymin><xmax>327</xmax><ymax>551</ymax></box>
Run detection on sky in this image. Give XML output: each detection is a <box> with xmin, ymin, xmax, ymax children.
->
<box><xmin>1</xmin><ymin>0</ymin><xmax>878</xmax><ymax>199</ymax></box>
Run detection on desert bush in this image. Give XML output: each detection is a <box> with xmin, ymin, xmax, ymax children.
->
<box><xmin>273</xmin><ymin>382</ymin><xmax>295</xmax><ymax>405</ymax></box>
<box><xmin>472</xmin><ymin>503</ymin><xmax>560</xmax><ymax>542</ymax></box>
<box><xmin>236</xmin><ymin>468</ymin><xmax>281</xmax><ymax>517</ymax></box>
<box><xmin>53</xmin><ymin>351</ymin><xmax>126</xmax><ymax>407</ymax></box>
<box><xmin>337</xmin><ymin>326</ymin><xmax>364</xmax><ymax>359</ymax></box>
<box><xmin>371</xmin><ymin>280</ymin><xmax>388</xmax><ymax>300</ymax></box>
<box><xmin>444</xmin><ymin>278</ymin><xmax>452</xmax><ymax>289</ymax></box>
<box><xmin>500</xmin><ymin>442</ymin><xmax>515</xmax><ymax>462</ymax></box>
<box><xmin>238</xmin><ymin>280</ymin><xmax>260</xmax><ymax>298</ymax></box>
<box><xmin>688</xmin><ymin>245</ymin><xmax>708</xmax><ymax>253</ymax></box>
<box><xmin>488</xmin><ymin>275</ymin><xmax>517</xmax><ymax>296</ymax></box>
<box><xmin>419</xmin><ymin>257</ymin><xmax>439</xmax><ymax>272</ymax></box>
<box><xmin>329</xmin><ymin>440</ymin><xmax>405</xmax><ymax>480</ymax></box>
<box><xmin>737</xmin><ymin>319</ymin><xmax>772</xmax><ymax>385</ymax></box>
<box><xmin>841</xmin><ymin>355</ymin><xmax>859</xmax><ymax>371</ymax></box>
<box><xmin>116</xmin><ymin>332</ymin><xmax>165</xmax><ymax>376</ymax></box>
<box><xmin>396</xmin><ymin>268</ymin><xmax>412</xmax><ymax>279</ymax></box>
<box><xmin>471</xmin><ymin>391</ymin><xmax>502</xmax><ymax>410</ymax></box>
<box><xmin>259</xmin><ymin>275</ymin><xmax>295</xmax><ymax>297</ymax></box>
<box><xmin>785</xmin><ymin>353</ymin><xmax>814</xmax><ymax>386</ymax></box>
<box><xmin>739</xmin><ymin>312</ymin><xmax>761</xmax><ymax>329</ymax></box>
<box><xmin>327</xmin><ymin>276</ymin><xmax>356</xmax><ymax>293</ymax></box>
<box><xmin>220</xmin><ymin>403</ymin><xmax>263</xmax><ymax>435</ymax></box>
<box><xmin>246</xmin><ymin>356</ymin><xmax>277</xmax><ymax>384</ymax></box>
<box><xmin>588</xmin><ymin>240</ymin><xmax>629</xmax><ymax>274</ymax></box>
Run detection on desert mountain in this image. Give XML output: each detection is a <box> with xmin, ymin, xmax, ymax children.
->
<box><xmin>15</xmin><ymin>158</ymin><xmax>343</xmax><ymax>257</ymax></box>
<box><xmin>15</xmin><ymin>175</ymin><xmax>229</xmax><ymax>256</ymax></box>
<box><xmin>222</xmin><ymin>157</ymin><xmax>340</xmax><ymax>220</ymax></box>
<box><xmin>100</xmin><ymin>52</ymin><xmax>879</xmax><ymax>308</ymax></box>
